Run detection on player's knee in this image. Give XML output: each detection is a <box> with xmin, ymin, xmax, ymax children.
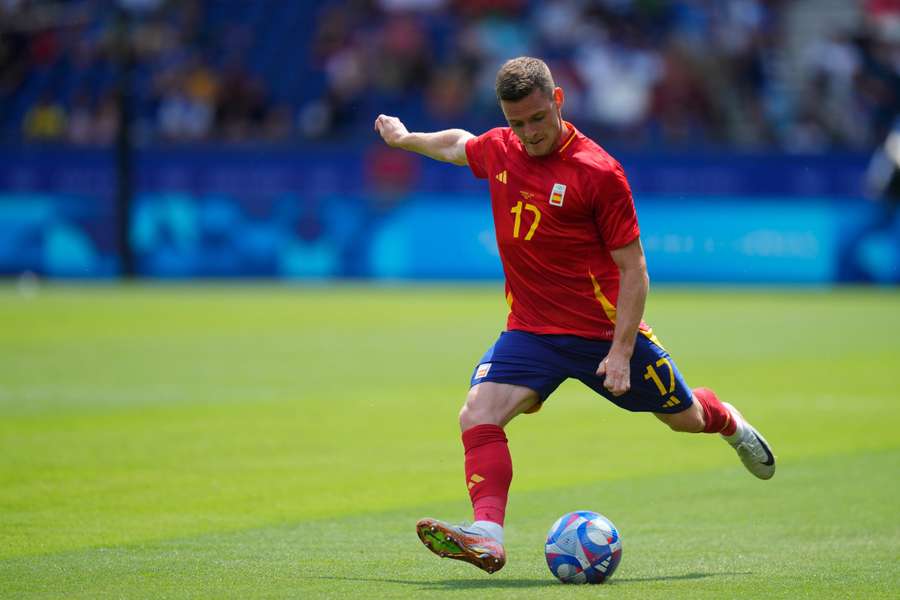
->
<box><xmin>460</xmin><ymin>383</ymin><xmax>539</xmax><ymax>431</ymax></box>
<box><xmin>459</xmin><ymin>401</ymin><xmax>496</xmax><ymax>430</ymax></box>
<box><xmin>459</xmin><ymin>390</ymin><xmax>496</xmax><ymax>430</ymax></box>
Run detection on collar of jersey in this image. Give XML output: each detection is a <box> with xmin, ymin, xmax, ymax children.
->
<box><xmin>556</xmin><ymin>122</ymin><xmax>578</xmax><ymax>155</ymax></box>
<box><xmin>514</xmin><ymin>121</ymin><xmax>578</xmax><ymax>159</ymax></box>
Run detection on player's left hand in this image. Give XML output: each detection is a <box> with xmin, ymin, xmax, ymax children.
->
<box><xmin>596</xmin><ymin>353</ymin><xmax>631</xmax><ymax>396</ymax></box>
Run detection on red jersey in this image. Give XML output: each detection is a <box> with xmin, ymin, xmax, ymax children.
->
<box><xmin>465</xmin><ymin>123</ymin><xmax>642</xmax><ymax>341</ymax></box>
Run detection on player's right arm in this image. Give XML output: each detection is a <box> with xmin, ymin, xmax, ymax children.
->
<box><xmin>374</xmin><ymin>114</ymin><xmax>473</xmax><ymax>166</ymax></box>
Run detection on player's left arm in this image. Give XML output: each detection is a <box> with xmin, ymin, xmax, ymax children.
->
<box><xmin>596</xmin><ymin>237</ymin><xmax>649</xmax><ymax>396</ymax></box>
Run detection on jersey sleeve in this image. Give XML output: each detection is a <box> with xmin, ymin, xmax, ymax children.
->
<box><xmin>594</xmin><ymin>161</ymin><xmax>640</xmax><ymax>250</ymax></box>
<box><xmin>464</xmin><ymin>130</ymin><xmax>493</xmax><ymax>179</ymax></box>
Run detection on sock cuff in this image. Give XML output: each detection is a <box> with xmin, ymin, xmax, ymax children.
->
<box><xmin>462</xmin><ymin>423</ymin><xmax>507</xmax><ymax>451</ymax></box>
<box><xmin>694</xmin><ymin>387</ymin><xmax>735</xmax><ymax>435</ymax></box>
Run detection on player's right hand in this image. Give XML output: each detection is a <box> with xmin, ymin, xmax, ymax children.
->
<box><xmin>596</xmin><ymin>353</ymin><xmax>631</xmax><ymax>397</ymax></box>
<box><xmin>374</xmin><ymin>114</ymin><xmax>409</xmax><ymax>148</ymax></box>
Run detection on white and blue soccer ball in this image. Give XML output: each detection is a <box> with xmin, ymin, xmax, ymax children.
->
<box><xmin>544</xmin><ymin>510</ymin><xmax>622</xmax><ymax>584</ymax></box>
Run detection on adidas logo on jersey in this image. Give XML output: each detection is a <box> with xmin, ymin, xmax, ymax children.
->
<box><xmin>495</xmin><ymin>171</ymin><xmax>507</xmax><ymax>184</ymax></box>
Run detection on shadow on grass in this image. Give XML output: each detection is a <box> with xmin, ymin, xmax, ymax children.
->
<box><xmin>307</xmin><ymin>571</ymin><xmax>751</xmax><ymax>589</ymax></box>
<box><xmin>614</xmin><ymin>571</ymin><xmax>752</xmax><ymax>583</ymax></box>
<box><xmin>307</xmin><ymin>576</ymin><xmax>551</xmax><ymax>589</ymax></box>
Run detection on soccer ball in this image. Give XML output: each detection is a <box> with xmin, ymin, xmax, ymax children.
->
<box><xmin>544</xmin><ymin>510</ymin><xmax>622</xmax><ymax>584</ymax></box>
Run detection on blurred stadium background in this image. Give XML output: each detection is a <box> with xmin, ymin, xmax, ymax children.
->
<box><xmin>0</xmin><ymin>0</ymin><xmax>897</xmax><ymax>284</ymax></box>
<box><xmin>3</xmin><ymin>3</ymin><xmax>900</xmax><ymax>597</ymax></box>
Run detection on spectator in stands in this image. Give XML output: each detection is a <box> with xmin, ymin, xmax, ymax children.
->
<box><xmin>371</xmin><ymin>12</ymin><xmax>432</xmax><ymax>94</ymax></box>
<box><xmin>66</xmin><ymin>89</ymin><xmax>94</xmax><ymax>144</ymax></box>
<box><xmin>801</xmin><ymin>30</ymin><xmax>870</xmax><ymax>149</ymax></box>
<box><xmin>651</xmin><ymin>40</ymin><xmax>715</xmax><ymax>146</ymax></box>
<box><xmin>92</xmin><ymin>90</ymin><xmax>120</xmax><ymax>145</ymax></box>
<box><xmin>23</xmin><ymin>91</ymin><xmax>66</xmax><ymax>140</ymax></box>
<box><xmin>156</xmin><ymin>58</ymin><xmax>215</xmax><ymax>142</ymax></box>
<box><xmin>262</xmin><ymin>103</ymin><xmax>295</xmax><ymax>142</ymax></box>
<box><xmin>215</xmin><ymin>60</ymin><xmax>269</xmax><ymax>142</ymax></box>
<box><xmin>425</xmin><ymin>62</ymin><xmax>474</xmax><ymax>124</ymax></box>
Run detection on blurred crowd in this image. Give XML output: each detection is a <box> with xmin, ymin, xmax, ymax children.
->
<box><xmin>1</xmin><ymin>0</ymin><xmax>899</xmax><ymax>151</ymax></box>
<box><xmin>1</xmin><ymin>0</ymin><xmax>295</xmax><ymax>146</ymax></box>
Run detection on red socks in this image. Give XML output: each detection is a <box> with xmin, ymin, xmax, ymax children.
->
<box><xmin>693</xmin><ymin>387</ymin><xmax>737</xmax><ymax>436</ymax></box>
<box><xmin>462</xmin><ymin>424</ymin><xmax>512</xmax><ymax>526</ymax></box>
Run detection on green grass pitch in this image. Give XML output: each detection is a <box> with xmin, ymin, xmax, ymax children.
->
<box><xmin>1</xmin><ymin>284</ymin><xmax>898</xmax><ymax>599</ymax></box>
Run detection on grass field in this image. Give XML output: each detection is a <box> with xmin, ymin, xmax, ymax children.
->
<box><xmin>1</xmin><ymin>284</ymin><xmax>898</xmax><ymax>599</ymax></box>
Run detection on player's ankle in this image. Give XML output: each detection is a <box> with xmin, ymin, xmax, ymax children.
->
<box><xmin>471</xmin><ymin>520</ymin><xmax>504</xmax><ymax>543</ymax></box>
<box><xmin>721</xmin><ymin>403</ymin><xmax>745</xmax><ymax>444</ymax></box>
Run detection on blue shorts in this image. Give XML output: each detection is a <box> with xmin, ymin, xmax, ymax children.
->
<box><xmin>470</xmin><ymin>330</ymin><xmax>693</xmax><ymax>414</ymax></box>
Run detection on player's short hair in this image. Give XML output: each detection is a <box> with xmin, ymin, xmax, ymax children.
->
<box><xmin>495</xmin><ymin>57</ymin><xmax>555</xmax><ymax>102</ymax></box>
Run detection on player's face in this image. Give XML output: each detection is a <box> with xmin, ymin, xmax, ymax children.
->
<box><xmin>500</xmin><ymin>87</ymin><xmax>565</xmax><ymax>157</ymax></box>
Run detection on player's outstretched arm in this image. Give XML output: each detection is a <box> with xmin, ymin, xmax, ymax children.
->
<box><xmin>374</xmin><ymin>114</ymin><xmax>473</xmax><ymax>166</ymax></box>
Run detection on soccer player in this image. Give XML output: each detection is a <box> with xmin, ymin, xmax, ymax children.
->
<box><xmin>374</xmin><ymin>57</ymin><xmax>775</xmax><ymax>575</ymax></box>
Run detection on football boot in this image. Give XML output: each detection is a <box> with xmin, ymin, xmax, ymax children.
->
<box><xmin>723</xmin><ymin>402</ymin><xmax>776</xmax><ymax>480</ymax></box>
<box><xmin>416</xmin><ymin>518</ymin><xmax>506</xmax><ymax>574</ymax></box>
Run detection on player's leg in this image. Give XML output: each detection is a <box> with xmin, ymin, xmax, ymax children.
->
<box><xmin>656</xmin><ymin>387</ymin><xmax>776</xmax><ymax>480</ymax></box>
<box><xmin>417</xmin><ymin>331</ymin><xmax>565</xmax><ymax>573</ymax></box>
<box><xmin>418</xmin><ymin>382</ymin><xmax>537</xmax><ymax>573</ymax></box>
<box><xmin>579</xmin><ymin>331</ymin><xmax>775</xmax><ymax>479</ymax></box>
<box><xmin>458</xmin><ymin>381</ymin><xmax>539</xmax><ymax>527</ymax></box>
